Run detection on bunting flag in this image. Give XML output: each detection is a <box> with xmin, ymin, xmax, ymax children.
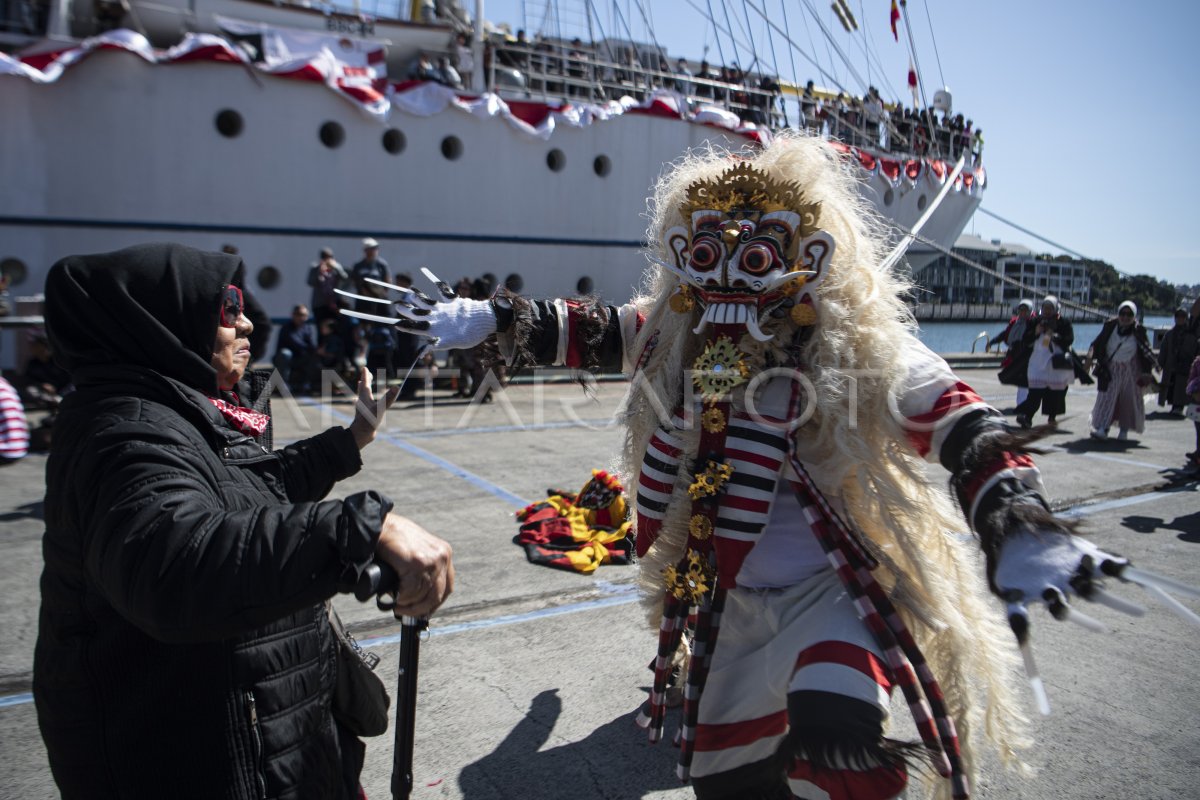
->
<box><xmin>0</xmin><ymin>28</ymin><xmax>772</xmax><ymax>143</ymax></box>
<box><xmin>891</xmin><ymin>0</ymin><xmax>901</xmax><ymax>41</ymax></box>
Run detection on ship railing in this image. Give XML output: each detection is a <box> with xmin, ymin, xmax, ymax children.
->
<box><xmin>486</xmin><ymin>42</ymin><xmax>786</xmax><ymax>127</ymax></box>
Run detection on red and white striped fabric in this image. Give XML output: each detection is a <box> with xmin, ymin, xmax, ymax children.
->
<box><xmin>712</xmin><ymin>413</ymin><xmax>789</xmax><ymax>586</ymax></box>
<box><xmin>689</xmin><ymin>570</ymin><xmax>897</xmax><ymax>785</ymax></box>
<box><xmin>0</xmin><ymin>377</ymin><xmax>30</xmax><ymax>461</ymax></box>
<box><xmin>897</xmin><ymin>341</ymin><xmax>990</xmax><ymax>461</ymax></box>
<box><xmin>634</xmin><ymin>412</ymin><xmax>688</xmax><ymax>558</ymax></box>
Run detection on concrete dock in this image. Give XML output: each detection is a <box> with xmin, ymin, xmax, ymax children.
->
<box><xmin>1</xmin><ymin>367</ymin><xmax>1197</xmax><ymax>799</ymax></box>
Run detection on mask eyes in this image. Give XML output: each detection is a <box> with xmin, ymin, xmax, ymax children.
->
<box><xmin>738</xmin><ymin>242</ymin><xmax>778</xmax><ymax>276</ymax></box>
<box><xmin>688</xmin><ymin>238</ymin><xmax>721</xmax><ymax>272</ymax></box>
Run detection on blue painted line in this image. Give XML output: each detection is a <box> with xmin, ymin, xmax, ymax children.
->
<box><xmin>3</xmin><ymin>482</ymin><xmax>1193</xmax><ymax>709</ymax></box>
<box><xmin>397</xmin><ymin>418</ymin><xmax>616</xmax><ymax>439</ymax></box>
<box><xmin>359</xmin><ymin>590</ymin><xmax>640</xmax><ymax>648</ymax></box>
<box><xmin>0</xmin><ymin>216</ymin><xmax>646</xmax><ymax>250</ymax></box>
<box><xmin>311</xmin><ymin>401</ymin><xmax>529</xmax><ymax>508</ymax></box>
<box><xmin>0</xmin><ymin>692</ymin><xmax>32</xmax><ymax>709</ymax></box>
<box><xmin>1061</xmin><ymin>489</ymin><xmax>1183</xmax><ymax>518</ymax></box>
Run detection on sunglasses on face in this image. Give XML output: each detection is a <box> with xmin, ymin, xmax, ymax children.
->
<box><xmin>219</xmin><ymin>285</ymin><xmax>244</xmax><ymax>328</ymax></box>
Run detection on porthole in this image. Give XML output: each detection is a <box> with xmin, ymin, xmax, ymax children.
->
<box><xmin>319</xmin><ymin>121</ymin><xmax>345</xmax><ymax>149</ymax></box>
<box><xmin>883</xmin><ymin>188</ymin><xmax>895</xmax><ymax>207</ymax></box>
<box><xmin>917</xmin><ymin>194</ymin><xmax>928</xmax><ymax>211</ymax></box>
<box><xmin>576</xmin><ymin>275</ymin><xmax>594</xmax><ymax>295</ymax></box>
<box><xmin>546</xmin><ymin>149</ymin><xmax>565</xmax><ymax>172</ymax></box>
<box><xmin>0</xmin><ymin>257</ymin><xmax>27</xmax><ymax>287</ymax></box>
<box><xmin>382</xmin><ymin>128</ymin><xmax>406</xmax><ymax>154</ymax></box>
<box><xmin>593</xmin><ymin>155</ymin><xmax>611</xmax><ymax>177</ymax></box>
<box><xmin>257</xmin><ymin>265</ymin><xmax>281</xmax><ymax>290</ymax></box>
<box><xmin>441</xmin><ymin>136</ymin><xmax>463</xmax><ymax>160</ymax></box>
<box><xmin>504</xmin><ymin>273</ymin><xmax>524</xmax><ymax>292</ymax></box>
<box><xmin>215</xmin><ymin>109</ymin><xmax>243</xmax><ymax>138</ymax></box>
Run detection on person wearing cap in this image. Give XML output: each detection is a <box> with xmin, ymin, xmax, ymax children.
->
<box><xmin>308</xmin><ymin>246</ymin><xmax>347</xmax><ymax>325</ymax></box>
<box><xmin>1013</xmin><ymin>295</ymin><xmax>1075</xmax><ymax>428</ymax></box>
<box><xmin>350</xmin><ymin>238</ymin><xmax>390</xmax><ymax>311</ymax></box>
<box><xmin>990</xmin><ymin>299</ymin><xmax>1035</xmax><ymax>406</ymax></box>
<box><xmin>1085</xmin><ymin>300</ymin><xmax>1155</xmax><ymax>440</ymax></box>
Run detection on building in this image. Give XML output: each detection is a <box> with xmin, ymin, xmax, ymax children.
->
<box><xmin>913</xmin><ymin>234</ymin><xmax>1092</xmax><ymax>308</ymax></box>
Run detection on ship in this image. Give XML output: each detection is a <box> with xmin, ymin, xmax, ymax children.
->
<box><xmin>0</xmin><ymin>0</ymin><xmax>985</xmax><ymax>328</ymax></box>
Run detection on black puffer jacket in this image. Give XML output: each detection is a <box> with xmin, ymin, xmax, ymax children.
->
<box><xmin>34</xmin><ymin>244</ymin><xmax>389</xmax><ymax>799</ymax></box>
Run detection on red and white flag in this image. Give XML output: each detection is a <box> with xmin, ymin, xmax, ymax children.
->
<box><xmin>891</xmin><ymin>0</ymin><xmax>901</xmax><ymax>41</ymax></box>
<box><xmin>907</xmin><ymin>58</ymin><xmax>918</xmax><ymax>107</ymax></box>
<box><xmin>216</xmin><ymin>16</ymin><xmax>388</xmax><ymax>116</ymax></box>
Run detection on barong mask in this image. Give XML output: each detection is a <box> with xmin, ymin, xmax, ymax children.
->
<box><xmin>656</xmin><ymin>162</ymin><xmax>836</xmax><ymax>341</ymax></box>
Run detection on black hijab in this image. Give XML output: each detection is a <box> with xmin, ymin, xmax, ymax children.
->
<box><xmin>45</xmin><ymin>243</ymin><xmax>244</xmax><ymax>394</ymax></box>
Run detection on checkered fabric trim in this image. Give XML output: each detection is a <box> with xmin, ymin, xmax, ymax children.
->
<box><xmin>676</xmin><ymin>581</ymin><xmax>726</xmax><ymax>781</ymax></box>
<box><xmin>647</xmin><ymin>591</ymin><xmax>688</xmax><ymax>742</ymax></box>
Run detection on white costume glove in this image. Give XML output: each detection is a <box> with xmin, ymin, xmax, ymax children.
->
<box><xmin>338</xmin><ymin>268</ymin><xmax>497</xmax><ymax>351</ymax></box>
<box><xmin>994</xmin><ymin>528</ymin><xmax>1200</xmax><ymax>714</ymax></box>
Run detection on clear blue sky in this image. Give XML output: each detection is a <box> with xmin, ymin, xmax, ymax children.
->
<box><xmin>482</xmin><ymin>1</ymin><xmax>1199</xmax><ymax>288</ymax></box>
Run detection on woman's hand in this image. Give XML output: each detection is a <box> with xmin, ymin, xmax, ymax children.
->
<box><xmin>374</xmin><ymin>513</ymin><xmax>455</xmax><ymax>619</ymax></box>
<box><xmin>348</xmin><ymin>366</ymin><xmax>401</xmax><ymax>450</ymax></box>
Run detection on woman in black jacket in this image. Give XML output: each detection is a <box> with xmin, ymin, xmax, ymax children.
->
<box><xmin>34</xmin><ymin>243</ymin><xmax>454</xmax><ymax>799</ymax></box>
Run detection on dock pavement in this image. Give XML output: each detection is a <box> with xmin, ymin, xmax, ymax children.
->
<box><xmin>1</xmin><ymin>366</ymin><xmax>1197</xmax><ymax>799</ymax></box>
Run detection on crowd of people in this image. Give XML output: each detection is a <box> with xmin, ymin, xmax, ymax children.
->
<box><xmin>988</xmin><ymin>295</ymin><xmax>1200</xmax><ymax>471</ymax></box>
<box><xmin>462</xmin><ymin>34</ymin><xmax>980</xmax><ymax>160</ymax></box>
<box><xmin>269</xmin><ymin>237</ymin><xmax>509</xmax><ymax>404</ymax></box>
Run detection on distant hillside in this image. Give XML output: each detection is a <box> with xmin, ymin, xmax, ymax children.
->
<box><xmin>1063</xmin><ymin>257</ymin><xmax>1181</xmax><ymax>315</ymax></box>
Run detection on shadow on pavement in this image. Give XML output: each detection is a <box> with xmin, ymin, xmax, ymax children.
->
<box><xmin>458</xmin><ymin>689</ymin><xmax>683</xmax><ymax>799</ymax></box>
<box><xmin>0</xmin><ymin>500</ymin><xmax>44</xmax><ymax>522</ymax></box>
<box><xmin>1057</xmin><ymin>437</ymin><xmax>1146</xmax><ymax>454</ymax></box>
<box><xmin>1121</xmin><ymin>507</ymin><xmax>1200</xmax><ymax>542</ymax></box>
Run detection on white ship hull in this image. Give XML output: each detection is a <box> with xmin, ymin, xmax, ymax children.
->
<box><xmin>0</xmin><ymin>43</ymin><xmax>982</xmax><ymax>322</ymax></box>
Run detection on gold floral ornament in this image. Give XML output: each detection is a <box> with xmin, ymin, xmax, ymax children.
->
<box><xmin>663</xmin><ymin>549</ymin><xmax>715</xmax><ymax>602</ymax></box>
<box><xmin>688</xmin><ymin>460</ymin><xmax>734</xmax><ymax>500</ymax></box>
<box><xmin>701</xmin><ymin>406</ymin><xmax>726</xmax><ymax>433</ymax></box>
<box><xmin>790</xmin><ymin>300</ymin><xmax>817</xmax><ymax>327</ymax></box>
<box><xmin>680</xmin><ymin>161</ymin><xmax>822</xmax><ymax>239</ymax></box>
<box><xmin>669</xmin><ymin>284</ymin><xmax>695</xmax><ymax>313</ymax></box>
<box><xmin>689</xmin><ymin>514</ymin><xmax>713</xmax><ymax>540</ymax></box>
<box><xmin>692</xmin><ymin>337</ymin><xmax>751</xmax><ymax>399</ymax></box>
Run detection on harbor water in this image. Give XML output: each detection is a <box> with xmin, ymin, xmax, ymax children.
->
<box><xmin>916</xmin><ymin>315</ymin><xmax>1175</xmax><ymax>354</ymax></box>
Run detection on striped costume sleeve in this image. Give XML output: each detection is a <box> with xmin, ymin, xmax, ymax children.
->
<box><xmin>898</xmin><ymin>340</ymin><xmax>1048</xmax><ymax>580</ymax></box>
<box><xmin>0</xmin><ymin>377</ymin><xmax>30</xmax><ymax>461</ymax></box>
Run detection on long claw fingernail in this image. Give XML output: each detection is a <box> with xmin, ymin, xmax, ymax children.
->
<box><xmin>1063</xmin><ymin>606</ymin><xmax>1106</xmax><ymax>634</ymax></box>
<box><xmin>1089</xmin><ymin>587</ymin><xmax>1146</xmax><ymax>617</ymax></box>
<box><xmin>1019</xmin><ymin>642</ymin><xmax>1051</xmax><ymax>716</ymax></box>
<box><xmin>1141</xmin><ymin>584</ymin><xmax>1200</xmax><ymax>630</ymax></box>
<box><xmin>1123</xmin><ymin>566</ymin><xmax>1200</xmax><ymax>601</ymax></box>
<box><xmin>421</xmin><ymin>267</ymin><xmax>455</xmax><ymax>299</ymax></box>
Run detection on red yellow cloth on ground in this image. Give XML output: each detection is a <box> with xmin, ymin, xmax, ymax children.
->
<box><xmin>514</xmin><ymin>470</ymin><xmax>633</xmax><ymax>573</ymax></box>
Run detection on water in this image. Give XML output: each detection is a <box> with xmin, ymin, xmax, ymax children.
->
<box><xmin>918</xmin><ymin>316</ymin><xmax>1175</xmax><ymax>354</ymax></box>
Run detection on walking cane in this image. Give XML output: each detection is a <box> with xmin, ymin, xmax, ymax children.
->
<box><xmin>355</xmin><ymin>563</ymin><xmax>428</xmax><ymax>800</ymax></box>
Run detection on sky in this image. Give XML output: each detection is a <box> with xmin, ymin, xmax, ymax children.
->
<box><xmin>482</xmin><ymin>0</ymin><xmax>1199</xmax><ymax>287</ymax></box>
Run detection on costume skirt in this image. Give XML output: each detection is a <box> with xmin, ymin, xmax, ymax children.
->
<box><xmin>689</xmin><ymin>569</ymin><xmax>894</xmax><ymax>790</ymax></box>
